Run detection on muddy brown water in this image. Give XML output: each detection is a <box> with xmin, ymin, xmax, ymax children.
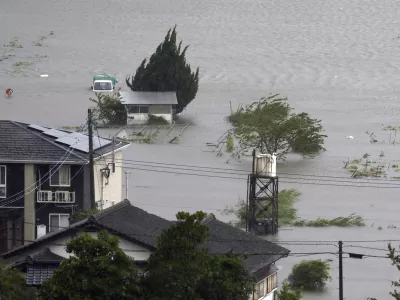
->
<box><xmin>1</xmin><ymin>0</ymin><xmax>400</xmax><ymax>298</ymax></box>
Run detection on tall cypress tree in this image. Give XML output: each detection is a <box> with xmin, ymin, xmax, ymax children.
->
<box><xmin>126</xmin><ymin>26</ymin><xmax>200</xmax><ymax>114</ymax></box>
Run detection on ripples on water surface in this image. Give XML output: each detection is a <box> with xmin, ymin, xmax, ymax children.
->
<box><xmin>1</xmin><ymin>0</ymin><xmax>400</xmax><ymax>298</ymax></box>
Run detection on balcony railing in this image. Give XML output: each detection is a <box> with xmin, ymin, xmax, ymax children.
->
<box><xmin>37</xmin><ymin>190</ymin><xmax>75</xmax><ymax>203</ymax></box>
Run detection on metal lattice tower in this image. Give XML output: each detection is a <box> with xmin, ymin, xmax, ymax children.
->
<box><xmin>246</xmin><ymin>150</ymin><xmax>279</xmax><ymax>235</ymax></box>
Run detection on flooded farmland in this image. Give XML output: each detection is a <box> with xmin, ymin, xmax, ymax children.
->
<box><xmin>1</xmin><ymin>0</ymin><xmax>400</xmax><ymax>298</ymax></box>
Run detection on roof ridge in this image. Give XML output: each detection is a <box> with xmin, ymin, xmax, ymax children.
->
<box><xmin>94</xmin><ymin>199</ymin><xmax>131</xmax><ymax>219</ymax></box>
<box><xmin>11</xmin><ymin>121</ymin><xmax>87</xmax><ymax>162</ymax></box>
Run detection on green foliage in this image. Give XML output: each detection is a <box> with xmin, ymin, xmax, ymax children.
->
<box><xmin>226</xmin><ymin>135</ymin><xmax>234</xmax><ymax>153</ymax></box>
<box><xmin>39</xmin><ymin>231</ymin><xmax>141</xmax><ymax>300</ymax></box>
<box><xmin>90</xmin><ymin>92</ymin><xmax>127</xmax><ymax>125</ymax></box>
<box><xmin>142</xmin><ymin>211</ymin><xmax>253</xmax><ymax>300</ymax></box>
<box><xmin>292</xmin><ymin>215</ymin><xmax>365</xmax><ymax>227</ymax></box>
<box><xmin>276</xmin><ymin>281</ymin><xmax>302</xmax><ymax>300</ymax></box>
<box><xmin>147</xmin><ymin>114</ymin><xmax>168</xmax><ymax>125</ymax></box>
<box><xmin>388</xmin><ymin>243</ymin><xmax>400</xmax><ymax>299</ymax></box>
<box><xmin>0</xmin><ymin>263</ymin><xmax>37</xmax><ymax>299</ymax></box>
<box><xmin>197</xmin><ymin>254</ymin><xmax>253</xmax><ymax>300</ymax></box>
<box><xmin>227</xmin><ymin>94</ymin><xmax>326</xmax><ymax>160</ymax></box>
<box><xmin>287</xmin><ymin>260</ymin><xmax>331</xmax><ymax>291</ymax></box>
<box><xmin>70</xmin><ymin>208</ymin><xmax>100</xmax><ymax>224</ymax></box>
<box><xmin>222</xmin><ymin>189</ymin><xmax>300</xmax><ymax>228</ymax></box>
<box><xmin>126</xmin><ymin>26</ymin><xmax>200</xmax><ymax>114</ymax></box>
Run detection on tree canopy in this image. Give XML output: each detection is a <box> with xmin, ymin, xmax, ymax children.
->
<box><xmin>142</xmin><ymin>211</ymin><xmax>253</xmax><ymax>300</ymax></box>
<box><xmin>276</xmin><ymin>281</ymin><xmax>302</xmax><ymax>300</ymax></box>
<box><xmin>90</xmin><ymin>92</ymin><xmax>127</xmax><ymax>125</ymax></box>
<box><xmin>126</xmin><ymin>26</ymin><xmax>200</xmax><ymax>114</ymax></box>
<box><xmin>39</xmin><ymin>231</ymin><xmax>141</xmax><ymax>300</ymax></box>
<box><xmin>228</xmin><ymin>94</ymin><xmax>326</xmax><ymax>160</ymax></box>
<box><xmin>0</xmin><ymin>263</ymin><xmax>36</xmax><ymax>299</ymax></box>
<box><xmin>287</xmin><ymin>259</ymin><xmax>331</xmax><ymax>291</ymax></box>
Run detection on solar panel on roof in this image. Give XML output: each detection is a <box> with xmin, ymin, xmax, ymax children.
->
<box><xmin>28</xmin><ymin>124</ymin><xmax>49</xmax><ymax>132</ymax></box>
<box><xmin>43</xmin><ymin>129</ymin><xmax>68</xmax><ymax>138</ymax></box>
<box><xmin>93</xmin><ymin>137</ymin><xmax>112</xmax><ymax>149</ymax></box>
<box><xmin>56</xmin><ymin>136</ymin><xmax>79</xmax><ymax>147</ymax></box>
<box><xmin>71</xmin><ymin>141</ymin><xmax>90</xmax><ymax>153</ymax></box>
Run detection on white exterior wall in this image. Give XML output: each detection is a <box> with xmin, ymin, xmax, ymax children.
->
<box><xmin>127</xmin><ymin>113</ymin><xmax>173</xmax><ymax>123</ymax></box>
<box><xmin>5</xmin><ymin>231</ymin><xmax>152</xmax><ymax>263</ymax></box>
<box><xmin>93</xmin><ymin>150</ymin><xmax>123</xmax><ymax>209</ymax></box>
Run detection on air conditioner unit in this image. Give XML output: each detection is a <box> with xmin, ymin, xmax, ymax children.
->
<box><xmin>55</xmin><ymin>191</ymin><xmax>70</xmax><ymax>202</ymax></box>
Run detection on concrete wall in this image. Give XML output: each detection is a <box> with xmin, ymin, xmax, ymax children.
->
<box><xmin>24</xmin><ymin>164</ymin><xmax>36</xmax><ymax>244</ymax></box>
<box><xmin>93</xmin><ymin>150</ymin><xmax>123</xmax><ymax>209</ymax></box>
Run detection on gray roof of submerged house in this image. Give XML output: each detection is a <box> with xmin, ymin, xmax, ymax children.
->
<box><xmin>2</xmin><ymin>200</ymin><xmax>289</xmax><ymax>277</ymax></box>
<box><xmin>120</xmin><ymin>91</ymin><xmax>178</xmax><ymax>105</ymax></box>
<box><xmin>0</xmin><ymin>120</ymin><xmax>130</xmax><ymax>163</ymax></box>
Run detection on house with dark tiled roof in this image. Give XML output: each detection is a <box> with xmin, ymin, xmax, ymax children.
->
<box><xmin>0</xmin><ymin>120</ymin><xmax>130</xmax><ymax>254</ymax></box>
<box><xmin>0</xmin><ymin>200</ymin><xmax>289</xmax><ymax>300</ymax></box>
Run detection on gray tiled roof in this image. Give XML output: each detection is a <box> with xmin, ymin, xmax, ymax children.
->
<box><xmin>2</xmin><ymin>200</ymin><xmax>289</xmax><ymax>276</ymax></box>
<box><xmin>0</xmin><ymin>120</ymin><xmax>129</xmax><ymax>163</ymax></box>
<box><xmin>120</xmin><ymin>91</ymin><xmax>178</xmax><ymax>105</ymax></box>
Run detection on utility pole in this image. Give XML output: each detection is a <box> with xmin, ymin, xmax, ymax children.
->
<box><xmin>88</xmin><ymin>109</ymin><xmax>95</xmax><ymax>209</ymax></box>
<box><xmin>124</xmin><ymin>171</ymin><xmax>131</xmax><ymax>200</ymax></box>
<box><xmin>339</xmin><ymin>240</ymin><xmax>344</xmax><ymax>300</ymax></box>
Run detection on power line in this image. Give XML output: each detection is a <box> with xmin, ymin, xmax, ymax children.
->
<box><xmin>118</xmin><ymin>165</ymin><xmax>400</xmax><ymax>189</ymax></box>
<box><xmin>113</xmin><ymin>158</ymin><xmax>400</xmax><ymax>185</ymax></box>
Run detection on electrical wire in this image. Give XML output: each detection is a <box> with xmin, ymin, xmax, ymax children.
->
<box><xmin>112</xmin><ymin>158</ymin><xmax>400</xmax><ymax>184</ymax></box>
<box><xmin>117</xmin><ymin>165</ymin><xmax>400</xmax><ymax>189</ymax></box>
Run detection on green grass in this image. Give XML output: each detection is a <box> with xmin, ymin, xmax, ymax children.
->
<box><xmin>13</xmin><ymin>61</ymin><xmax>33</xmax><ymax>67</ymax></box>
<box><xmin>226</xmin><ymin>135</ymin><xmax>234</xmax><ymax>153</ymax></box>
<box><xmin>5</xmin><ymin>39</ymin><xmax>23</xmax><ymax>48</ymax></box>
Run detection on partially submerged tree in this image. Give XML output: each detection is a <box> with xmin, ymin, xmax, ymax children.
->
<box><xmin>126</xmin><ymin>26</ymin><xmax>200</xmax><ymax>114</ymax></box>
<box><xmin>222</xmin><ymin>189</ymin><xmax>301</xmax><ymax>228</ymax></box>
<box><xmin>39</xmin><ymin>231</ymin><xmax>141</xmax><ymax>300</ymax></box>
<box><xmin>276</xmin><ymin>281</ymin><xmax>302</xmax><ymax>300</ymax></box>
<box><xmin>287</xmin><ymin>259</ymin><xmax>331</xmax><ymax>291</ymax></box>
<box><xmin>388</xmin><ymin>243</ymin><xmax>400</xmax><ymax>299</ymax></box>
<box><xmin>0</xmin><ymin>263</ymin><xmax>37</xmax><ymax>299</ymax></box>
<box><xmin>90</xmin><ymin>92</ymin><xmax>127</xmax><ymax>125</ymax></box>
<box><xmin>228</xmin><ymin>94</ymin><xmax>326</xmax><ymax>160</ymax></box>
<box><xmin>142</xmin><ymin>211</ymin><xmax>253</xmax><ymax>300</ymax></box>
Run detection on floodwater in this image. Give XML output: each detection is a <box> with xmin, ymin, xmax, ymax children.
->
<box><xmin>1</xmin><ymin>0</ymin><xmax>400</xmax><ymax>298</ymax></box>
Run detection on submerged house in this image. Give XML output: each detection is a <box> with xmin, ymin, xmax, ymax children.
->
<box><xmin>119</xmin><ymin>91</ymin><xmax>178</xmax><ymax>124</ymax></box>
<box><xmin>0</xmin><ymin>120</ymin><xmax>130</xmax><ymax>254</ymax></box>
<box><xmin>1</xmin><ymin>200</ymin><xmax>289</xmax><ymax>300</ymax></box>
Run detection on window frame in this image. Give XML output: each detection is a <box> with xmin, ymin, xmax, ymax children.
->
<box><xmin>49</xmin><ymin>213</ymin><xmax>70</xmax><ymax>232</ymax></box>
<box><xmin>266</xmin><ymin>272</ymin><xmax>278</xmax><ymax>294</ymax></box>
<box><xmin>0</xmin><ymin>165</ymin><xmax>6</xmax><ymax>198</ymax></box>
<box><xmin>127</xmin><ymin>105</ymin><xmax>149</xmax><ymax>114</ymax></box>
<box><xmin>49</xmin><ymin>165</ymin><xmax>71</xmax><ymax>187</ymax></box>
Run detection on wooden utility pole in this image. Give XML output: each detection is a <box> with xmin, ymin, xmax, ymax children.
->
<box><xmin>339</xmin><ymin>240</ymin><xmax>344</xmax><ymax>300</ymax></box>
<box><xmin>88</xmin><ymin>109</ymin><xmax>95</xmax><ymax>209</ymax></box>
<box><xmin>124</xmin><ymin>171</ymin><xmax>131</xmax><ymax>200</ymax></box>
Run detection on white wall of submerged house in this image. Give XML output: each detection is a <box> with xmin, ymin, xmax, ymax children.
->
<box><xmin>93</xmin><ymin>150</ymin><xmax>124</xmax><ymax>209</ymax></box>
<box><xmin>126</xmin><ymin>104</ymin><xmax>174</xmax><ymax>124</ymax></box>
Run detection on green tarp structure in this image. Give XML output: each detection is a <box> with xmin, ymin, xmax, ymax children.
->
<box><xmin>93</xmin><ymin>74</ymin><xmax>118</xmax><ymax>85</ymax></box>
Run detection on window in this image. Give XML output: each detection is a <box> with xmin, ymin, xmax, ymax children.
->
<box><xmin>49</xmin><ymin>214</ymin><xmax>70</xmax><ymax>232</ymax></box>
<box><xmin>127</xmin><ymin>105</ymin><xmax>149</xmax><ymax>114</ymax></box>
<box><xmin>254</xmin><ymin>279</ymin><xmax>265</xmax><ymax>299</ymax></box>
<box><xmin>93</xmin><ymin>82</ymin><xmax>112</xmax><ymax>91</ymax></box>
<box><xmin>0</xmin><ymin>165</ymin><xmax>6</xmax><ymax>198</ymax></box>
<box><xmin>50</xmin><ymin>165</ymin><xmax>71</xmax><ymax>186</ymax></box>
<box><xmin>266</xmin><ymin>273</ymin><xmax>278</xmax><ymax>294</ymax></box>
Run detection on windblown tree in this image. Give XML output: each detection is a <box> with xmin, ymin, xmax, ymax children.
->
<box><xmin>0</xmin><ymin>263</ymin><xmax>37</xmax><ymax>299</ymax></box>
<box><xmin>126</xmin><ymin>26</ymin><xmax>200</xmax><ymax>114</ymax></box>
<box><xmin>228</xmin><ymin>94</ymin><xmax>326</xmax><ymax>160</ymax></box>
<box><xmin>141</xmin><ymin>211</ymin><xmax>253</xmax><ymax>300</ymax></box>
<box><xmin>39</xmin><ymin>231</ymin><xmax>141</xmax><ymax>300</ymax></box>
<box><xmin>90</xmin><ymin>92</ymin><xmax>127</xmax><ymax>125</ymax></box>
